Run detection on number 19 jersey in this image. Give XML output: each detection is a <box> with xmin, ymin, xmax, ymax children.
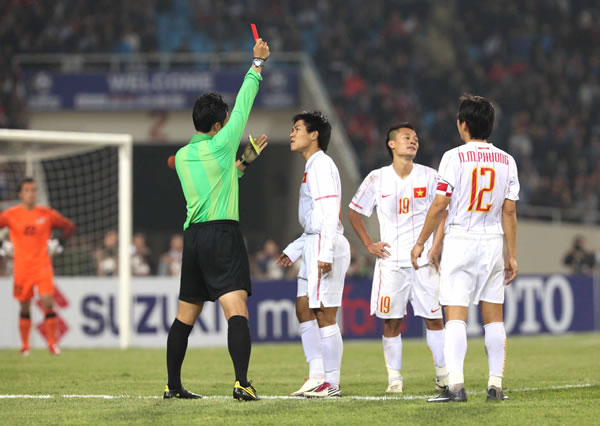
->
<box><xmin>349</xmin><ymin>164</ymin><xmax>438</xmax><ymax>268</ymax></box>
<box><xmin>436</xmin><ymin>142</ymin><xmax>520</xmax><ymax>235</ymax></box>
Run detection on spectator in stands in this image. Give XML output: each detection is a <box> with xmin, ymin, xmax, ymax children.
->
<box><xmin>158</xmin><ymin>234</ymin><xmax>183</xmax><ymax>277</ymax></box>
<box><xmin>3</xmin><ymin>0</ymin><xmax>600</xmax><ymax>224</ymax></box>
<box><xmin>563</xmin><ymin>235</ymin><xmax>595</xmax><ymax>274</ymax></box>
<box><xmin>254</xmin><ymin>239</ymin><xmax>284</xmax><ymax>280</ymax></box>
<box><xmin>131</xmin><ymin>232</ymin><xmax>153</xmax><ymax>276</ymax></box>
<box><xmin>95</xmin><ymin>230</ymin><xmax>118</xmax><ymax>276</ymax></box>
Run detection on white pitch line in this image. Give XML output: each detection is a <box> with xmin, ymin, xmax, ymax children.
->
<box><xmin>0</xmin><ymin>384</ymin><xmax>593</xmax><ymax>401</ymax></box>
<box><xmin>0</xmin><ymin>395</ymin><xmax>52</xmax><ymax>399</ymax></box>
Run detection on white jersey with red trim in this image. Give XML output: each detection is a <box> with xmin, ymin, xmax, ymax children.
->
<box><xmin>436</xmin><ymin>142</ymin><xmax>520</xmax><ymax>235</ymax></box>
<box><xmin>349</xmin><ymin>164</ymin><xmax>438</xmax><ymax>268</ymax></box>
<box><xmin>297</xmin><ymin>150</ymin><xmax>344</xmax><ymax>263</ymax></box>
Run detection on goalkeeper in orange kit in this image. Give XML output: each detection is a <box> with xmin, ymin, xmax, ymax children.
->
<box><xmin>0</xmin><ymin>178</ymin><xmax>75</xmax><ymax>355</ymax></box>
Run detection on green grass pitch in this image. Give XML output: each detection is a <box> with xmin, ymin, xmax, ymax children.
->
<box><xmin>1</xmin><ymin>333</ymin><xmax>598</xmax><ymax>425</ymax></box>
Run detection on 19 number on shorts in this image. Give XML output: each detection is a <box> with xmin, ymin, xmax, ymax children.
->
<box><xmin>468</xmin><ymin>167</ymin><xmax>496</xmax><ymax>212</ymax></box>
<box><xmin>380</xmin><ymin>296</ymin><xmax>391</xmax><ymax>313</ymax></box>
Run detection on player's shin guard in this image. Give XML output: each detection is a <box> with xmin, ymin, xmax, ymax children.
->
<box><xmin>228</xmin><ymin>315</ymin><xmax>251</xmax><ymax>387</ymax></box>
<box><xmin>299</xmin><ymin>320</ymin><xmax>325</xmax><ymax>379</ymax></box>
<box><xmin>319</xmin><ymin>324</ymin><xmax>343</xmax><ymax>387</ymax></box>
<box><xmin>166</xmin><ymin>318</ymin><xmax>193</xmax><ymax>390</ymax></box>
<box><xmin>484</xmin><ymin>322</ymin><xmax>506</xmax><ymax>389</ymax></box>
<box><xmin>444</xmin><ymin>320</ymin><xmax>467</xmax><ymax>389</ymax></box>
<box><xmin>43</xmin><ymin>309</ymin><xmax>58</xmax><ymax>346</ymax></box>
<box><xmin>19</xmin><ymin>314</ymin><xmax>31</xmax><ymax>351</ymax></box>
<box><xmin>382</xmin><ymin>335</ymin><xmax>403</xmax><ymax>384</ymax></box>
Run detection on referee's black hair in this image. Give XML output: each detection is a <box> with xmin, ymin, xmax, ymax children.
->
<box><xmin>292</xmin><ymin>111</ymin><xmax>332</xmax><ymax>152</ymax></box>
<box><xmin>385</xmin><ymin>122</ymin><xmax>415</xmax><ymax>159</ymax></box>
<box><xmin>18</xmin><ymin>177</ymin><xmax>35</xmax><ymax>192</ymax></box>
<box><xmin>192</xmin><ymin>92</ymin><xmax>229</xmax><ymax>133</ymax></box>
<box><xmin>457</xmin><ymin>94</ymin><xmax>495</xmax><ymax>140</ymax></box>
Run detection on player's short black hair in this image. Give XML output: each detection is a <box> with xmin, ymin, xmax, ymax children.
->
<box><xmin>385</xmin><ymin>122</ymin><xmax>416</xmax><ymax>159</ymax></box>
<box><xmin>192</xmin><ymin>92</ymin><xmax>229</xmax><ymax>133</ymax></box>
<box><xmin>18</xmin><ymin>177</ymin><xmax>35</xmax><ymax>192</ymax></box>
<box><xmin>292</xmin><ymin>111</ymin><xmax>332</xmax><ymax>152</ymax></box>
<box><xmin>457</xmin><ymin>94</ymin><xmax>495</xmax><ymax>140</ymax></box>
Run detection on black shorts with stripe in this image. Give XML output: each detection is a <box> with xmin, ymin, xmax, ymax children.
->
<box><xmin>179</xmin><ymin>220</ymin><xmax>251</xmax><ymax>303</ymax></box>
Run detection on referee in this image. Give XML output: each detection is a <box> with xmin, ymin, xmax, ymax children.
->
<box><xmin>163</xmin><ymin>38</ymin><xmax>270</xmax><ymax>401</ymax></box>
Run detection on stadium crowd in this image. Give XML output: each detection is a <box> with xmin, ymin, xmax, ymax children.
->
<box><xmin>1</xmin><ymin>0</ymin><xmax>599</xmax><ymax>222</ymax></box>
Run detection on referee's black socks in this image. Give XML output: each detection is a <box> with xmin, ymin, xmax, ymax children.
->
<box><xmin>228</xmin><ymin>315</ymin><xmax>252</xmax><ymax>387</ymax></box>
<box><xmin>166</xmin><ymin>318</ymin><xmax>193</xmax><ymax>390</ymax></box>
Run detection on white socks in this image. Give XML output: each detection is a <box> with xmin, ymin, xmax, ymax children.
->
<box><xmin>382</xmin><ymin>335</ymin><xmax>403</xmax><ymax>384</ymax></box>
<box><xmin>484</xmin><ymin>322</ymin><xmax>506</xmax><ymax>388</ymax></box>
<box><xmin>426</xmin><ymin>329</ymin><xmax>446</xmax><ymax>368</ymax></box>
<box><xmin>444</xmin><ymin>320</ymin><xmax>467</xmax><ymax>387</ymax></box>
<box><xmin>299</xmin><ymin>320</ymin><xmax>325</xmax><ymax>380</ymax></box>
<box><xmin>319</xmin><ymin>324</ymin><xmax>343</xmax><ymax>387</ymax></box>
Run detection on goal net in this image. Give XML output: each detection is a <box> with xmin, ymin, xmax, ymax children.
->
<box><xmin>0</xmin><ymin>129</ymin><xmax>133</xmax><ymax>348</ymax></box>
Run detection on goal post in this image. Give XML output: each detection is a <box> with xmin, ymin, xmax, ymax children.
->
<box><xmin>0</xmin><ymin>128</ymin><xmax>133</xmax><ymax>349</ymax></box>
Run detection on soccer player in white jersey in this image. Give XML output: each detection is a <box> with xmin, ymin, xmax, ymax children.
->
<box><xmin>276</xmin><ymin>111</ymin><xmax>351</xmax><ymax>398</ymax></box>
<box><xmin>411</xmin><ymin>95</ymin><xmax>519</xmax><ymax>403</ymax></box>
<box><xmin>348</xmin><ymin>123</ymin><xmax>448</xmax><ymax>393</ymax></box>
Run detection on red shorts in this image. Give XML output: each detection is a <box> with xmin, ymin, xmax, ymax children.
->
<box><xmin>13</xmin><ymin>272</ymin><xmax>55</xmax><ymax>302</ymax></box>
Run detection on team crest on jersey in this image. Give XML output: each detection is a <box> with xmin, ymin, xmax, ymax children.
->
<box><xmin>302</xmin><ymin>172</ymin><xmax>307</xmax><ymax>183</ymax></box>
<box><xmin>36</xmin><ymin>217</ymin><xmax>46</xmax><ymax>224</ymax></box>
<box><xmin>413</xmin><ymin>187</ymin><xmax>426</xmax><ymax>198</ymax></box>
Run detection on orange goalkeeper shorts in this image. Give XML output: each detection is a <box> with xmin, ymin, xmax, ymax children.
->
<box><xmin>13</xmin><ymin>272</ymin><xmax>55</xmax><ymax>302</ymax></box>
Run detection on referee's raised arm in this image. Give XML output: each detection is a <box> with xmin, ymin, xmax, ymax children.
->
<box><xmin>215</xmin><ymin>39</ymin><xmax>270</xmax><ymax>152</ymax></box>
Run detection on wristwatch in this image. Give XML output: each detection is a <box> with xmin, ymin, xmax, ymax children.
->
<box><xmin>239</xmin><ymin>156</ymin><xmax>251</xmax><ymax>166</ymax></box>
<box><xmin>252</xmin><ymin>58</ymin><xmax>265</xmax><ymax>68</ymax></box>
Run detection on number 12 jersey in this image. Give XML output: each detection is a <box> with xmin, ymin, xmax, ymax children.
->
<box><xmin>436</xmin><ymin>142</ymin><xmax>520</xmax><ymax>235</ymax></box>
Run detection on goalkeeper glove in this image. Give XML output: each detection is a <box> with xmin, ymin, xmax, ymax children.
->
<box><xmin>0</xmin><ymin>240</ymin><xmax>13</xmax><ymax>257</ymax></box>
<box><xmin>48</xmin><ymin>239</ymin><xmax>64</xmax><ymax>256</ymax></box>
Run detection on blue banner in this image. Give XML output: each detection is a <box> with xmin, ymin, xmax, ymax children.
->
<box><xmin>23</xmin><ymin>70</ymin><xmax>299</xmax><ymax>111</ymax></box>
<box><xmin>3</xmin><ymin>274</ymin><xmax>595</xmax><ymax>348</ymax></box>
<box><xmin>246</xmin><ymin>274</ymin><xmax>599</xmax><ymax>342</ymax></box>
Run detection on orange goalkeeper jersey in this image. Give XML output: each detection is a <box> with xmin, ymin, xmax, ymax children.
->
<box><xmin>0</xmin><ymin>205</ymin><xmax>75</xmax><ymax>276</ymax></box>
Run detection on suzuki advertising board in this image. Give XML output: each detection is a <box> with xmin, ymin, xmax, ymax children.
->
<box><xmin>0</xmin><ymin>275</ymin><xmax>597</xmax><ymax>348</ymax></box>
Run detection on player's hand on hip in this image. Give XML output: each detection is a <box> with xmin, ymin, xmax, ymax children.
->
<box><xmin>410</xmin><ymin>242</ymin><xmax>424</xmax><ymax>270</ymax></box>
<box><xmin>276</xmin><ymin>253</ymin><xmax>293</xmax><ymax>267</ymax></box>
<box><xmin>504</xmin><ymin>256</ymin><xmax>518</xmax><ymax>285</ymax></box>
<box><xmin>318</xmin><ymin>261</ymin><xmax>332</xmax><ymax>278</ymax></box>
<box><xmin>243</xmin><ymin>134</ymin><xmax>268</xmax><ymax>163</ymax></box>
<box><xmin>253</xmin><ymin>38</ymin><xmax>270</xmax><ymax>60</ymax></box>
<box><xmin>367</xmin><ymin>241</ymin><xmax>391</xmax><ymax>259</ymax></box>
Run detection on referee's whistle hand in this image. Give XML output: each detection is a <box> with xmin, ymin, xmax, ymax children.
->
<box><xmin>243</xmin><ymin>134</ymin><xmax>268</xmax><ymax>162</ymax></box>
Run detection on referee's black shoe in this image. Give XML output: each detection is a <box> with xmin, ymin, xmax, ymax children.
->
<box><xmin>233</xmin><ymin>381</ymin><xmax>260</xmax><ymax>401</ymax></box>
<box><xmin>163</xmin><ymin>385</ymin><xmax>202</xmax><ymax>399</ymax></box>
<box><xmin>427</xmin><ymin>387</ymin><xmax>467</xmax><ymax>403</ymax></box>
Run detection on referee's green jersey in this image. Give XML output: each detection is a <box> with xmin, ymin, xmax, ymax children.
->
<box><xmin>175</xmin><ymin>68</ymin><xmax>262</xmax><ymax>229</ymax></box>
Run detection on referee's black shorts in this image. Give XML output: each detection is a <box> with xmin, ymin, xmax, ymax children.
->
<box><xmin>179</xmin><ymin>220</ymin><xmax>252</xmax><ymax>303</ymax></box>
